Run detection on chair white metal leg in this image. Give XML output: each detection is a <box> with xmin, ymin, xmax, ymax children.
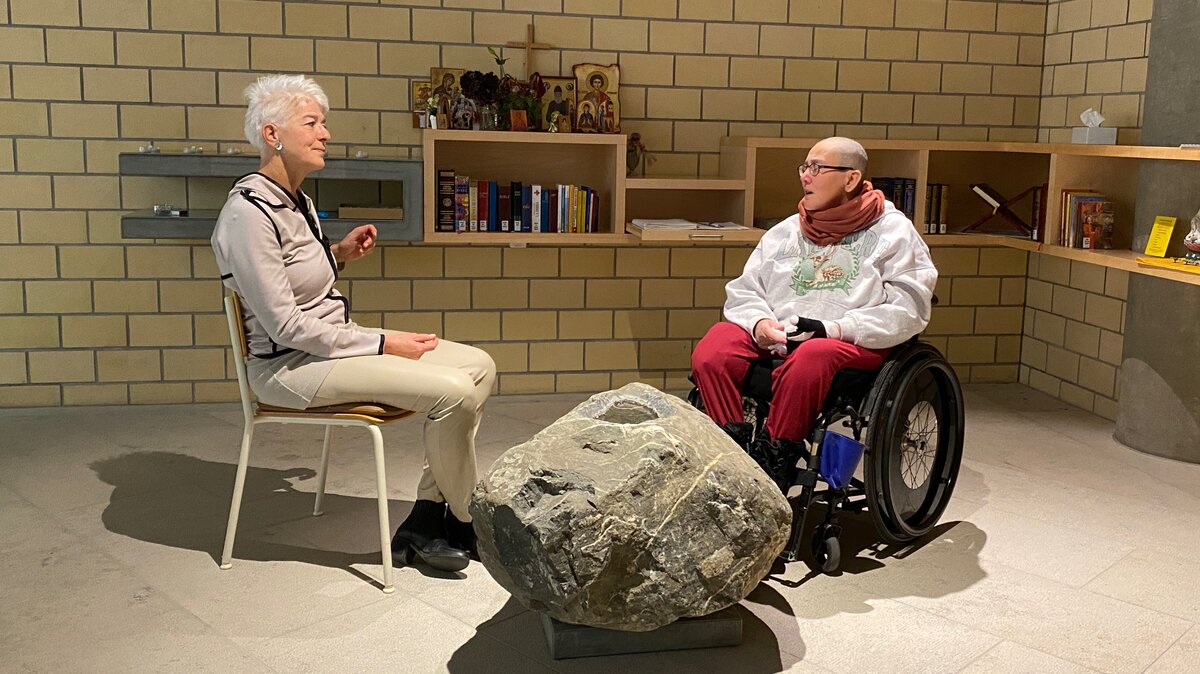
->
<box><xmin>314</xmin><ymin>426</ymin><xmax>333</xmax><ymax>516</ymax></box>
<box><xmin>369</xmin><ymin>425</ymin><xmax>394</xmax><ymax>594</ymax></box>
<box><xmin>220</xmin><ymin>425</ymin><xmax>255</xmax><ymax>569</ymax></box>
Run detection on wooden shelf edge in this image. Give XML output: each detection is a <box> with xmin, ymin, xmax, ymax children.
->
<box><xmin>725</xmin><ymin>137</ymin><xmax>1200</xmax><ymax>161</ymax></box>
<box><xmin>422</xmin><ymin>129</ymin><xmax>625</xmax><ymax>146</ymax></box>
<box><xmin>923</xmin><ymin>233</ymin><xmax>1200</xmax><ymax>286</ymax></box>
<box><xmin>923</xmin><ymin>233</ymin><xmax>1041</xmax><ymax>251</ymax></box>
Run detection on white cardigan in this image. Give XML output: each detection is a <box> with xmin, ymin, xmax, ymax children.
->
<box><xmin>723</xmin><ymin>203</ymin><xmax>937</xmax><ymax>350</ymax></box>
<box><xmin>211</xmin><ymin>173</ymin><xmax>383</xmax><ymax>408</ymax></box>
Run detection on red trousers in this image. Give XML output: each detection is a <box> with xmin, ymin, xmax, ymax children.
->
<box><xmin>691</xmin><ymin>322</ymin><xmax>891</xmax><ymax>442</ymax></box>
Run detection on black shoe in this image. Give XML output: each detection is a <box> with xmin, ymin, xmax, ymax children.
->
<box><xmin>445</xmin><ymin>510</ymin><xmax>477</xmax><ymax>560</ymax></box>
<box><xmin>749</xmin><ymin>436</ymin><xmax>802</xmax><ymax>493</ymax></box>
<box><xmin>391</xmin><ymin>500</ymin><xmax>470</xmax><ymax>573</ymax></box>
<box><xmin>392</xmin><ymin>534</ymin><xmax>470</xmax><ymax>572</ymax></box>
<box><xmin>720</xmin><ymin>421</ymin><xmax>754</xmax><ymax>452</ymax></box>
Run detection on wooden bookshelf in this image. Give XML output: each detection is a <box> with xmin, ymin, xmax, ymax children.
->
<box><xmin>422</xmin><ymin>129</ymin><xmax>629</xmax><ymax>244</ymax></box>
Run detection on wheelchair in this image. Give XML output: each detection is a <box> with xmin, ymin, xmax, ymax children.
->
<box><xmin>689</xmin><ymin>338</ymin><xmax>965</xmax><ymax>573</ymax></box>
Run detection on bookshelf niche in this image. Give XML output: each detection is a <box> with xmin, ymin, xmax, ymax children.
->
<box><xmin>422</xmin><ymin>130</ymin><xmax>628</xmax><ymax>244</ymax></box>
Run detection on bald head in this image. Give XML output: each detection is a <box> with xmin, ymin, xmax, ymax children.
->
<box><xmin>812</xmin><ymin>136</ymin><xmax>868</xmax><ymax>172</ymax></box>
<box><xmin>801</xmin><ymin>136</ymin><xmax>870</xmax><ymax>211</ymax></box>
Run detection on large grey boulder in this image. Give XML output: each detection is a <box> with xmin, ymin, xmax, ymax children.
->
<box><xmin>470</xmin><ymin>383</ymin><xmax>791</xmax><ymax>632</ymax></box>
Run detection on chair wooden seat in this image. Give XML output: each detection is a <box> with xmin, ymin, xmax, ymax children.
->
<box><xmin>221</xmin><ymin>292</ymin><xmax>413</xmax><ymax>593</ymax></box>
<box><xmin>255</xmin><ymin>401</ymin><xmax>415</xmax><ymax>422</ymax></box>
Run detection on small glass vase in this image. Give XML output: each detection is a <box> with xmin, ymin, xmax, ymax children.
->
<box><xmin>479</xmin><ymin>104</ymin><xmax>499</xmax><ymax>131</ymax></box>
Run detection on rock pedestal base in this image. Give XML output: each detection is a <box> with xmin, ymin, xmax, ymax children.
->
<box><xmin>541</xmin><ymin>607</ymin><xmax>743</xmax><ymax>659</ymax></box>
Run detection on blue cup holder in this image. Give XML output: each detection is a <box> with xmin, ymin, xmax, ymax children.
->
<box><xmin>819</xmin><ymin>431</ymin><xmax>865</xmax><ymax>490</ymax></box>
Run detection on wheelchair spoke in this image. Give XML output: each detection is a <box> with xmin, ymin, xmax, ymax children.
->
<box><xmin>900</xmin><ymin>401</ymin><xmax>938</xmax><ymax>490</ymax></box>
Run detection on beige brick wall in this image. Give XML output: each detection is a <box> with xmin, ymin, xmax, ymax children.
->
<box><xmin>1019</xmin><ymin>253</ymin><xmax>1127</xmax><ymax>419</ymax></box>
<box><xmin>0</xmin><ymin>0</ymin><xmax>1148</xmax><ymax>407</ymax></box>
<box><xmin>1038</xmin><ymin>0</ymin><xmax>1151</xmax><ymax>143</ymax></box>
<box><xmin>923</xmin><ymin>245</ymin><xmax>1028</xmax><ymax>383</ymax></box>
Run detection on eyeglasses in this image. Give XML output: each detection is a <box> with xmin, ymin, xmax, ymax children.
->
<box><xmin>798</xmin><ymin>162</ymin><xmax>856</xmax><ymax>177</ymax></box>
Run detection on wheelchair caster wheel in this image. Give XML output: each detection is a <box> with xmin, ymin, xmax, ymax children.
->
<box><xmin>811</xmin><ymin>526</ymin><xmax>841</xmax><ymax>573</ymax></box>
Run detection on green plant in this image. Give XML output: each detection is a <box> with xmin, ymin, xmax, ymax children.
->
<box><xmin>487</xmin><ymin>47</ymin><xmax>509</xmax><ymax>79</ymax></box>
<box><xmin>495</xmin><ymin>75</ymin><xmax>540</xmax><ymax>130</ymax></box>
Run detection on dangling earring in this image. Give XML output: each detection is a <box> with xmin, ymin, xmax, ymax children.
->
<box><xmin>273</xmin><ymin>141</ymin><xmax>283</xmax><ymax>151</ymax></box>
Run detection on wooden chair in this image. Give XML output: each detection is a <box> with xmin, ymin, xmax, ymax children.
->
<box><xmin>221</xmin><ymin>293</ymin><xmax>414</xmax><ymax>593</ymax></box>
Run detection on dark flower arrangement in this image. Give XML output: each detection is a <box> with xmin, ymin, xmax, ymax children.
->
<box><xmin>457</xmin><ymin>68</ymin><xmax>545</xmax><ymax>131</ymax></box>
<box><xmin>459</xmin><ymin>71</ymin><xmax>499</xmax><ymax>106</ymax></box>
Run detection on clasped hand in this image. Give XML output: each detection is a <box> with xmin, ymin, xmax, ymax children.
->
<box><xmin>753</xmin><ymin>316</ymin><xmax>827</xmax><ymax>352</ymax></box>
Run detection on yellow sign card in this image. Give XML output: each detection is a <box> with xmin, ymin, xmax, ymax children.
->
<box><xmin>1144</xmin><ymin>215</ymin><xmax>1177</xmax><ymax>257</ymax></box>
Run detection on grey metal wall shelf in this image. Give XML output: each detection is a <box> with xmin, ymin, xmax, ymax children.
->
<box><xmin>121</xmin><ymin>210</ymin><xmax>422</xmax><ymax>241</ymax></box>
<box><xmin>117</xmin><ymin>153</ymin><xmax>424</xmax><ymax>240</ymax></box>
<box><xmin>118</xmin><ymin>152</ymin><xmax>421</xmax><ymax>181</ymax></box>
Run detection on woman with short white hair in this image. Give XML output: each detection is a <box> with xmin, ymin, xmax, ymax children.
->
<box><xmin>212</xmin><ymin>74</ymin><xmax>495</xmax><ymax>573</ymax></box>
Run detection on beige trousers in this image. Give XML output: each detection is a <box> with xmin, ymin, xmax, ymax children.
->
<box><xmin>308</xmin><ymin>333</ymin><xmax>496</xmax><ymax>521</ymax></box>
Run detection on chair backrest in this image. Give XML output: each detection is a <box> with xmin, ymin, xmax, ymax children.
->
<box><xmin>224</xmin><ymin>293</ymin><xmax>257</xmax><ymax>423</ymax></box>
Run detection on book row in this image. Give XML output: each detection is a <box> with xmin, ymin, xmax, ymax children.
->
<box><xmin>1060</xmin><ymin>189</ymin><xmax>1114</xmax><ymax>249</ymax></box>
<box><xmin>873</xmin><ymin>176</ymin><xmax>917</xmax><ymax>221</ymax></box>
<box><xmin>922</xmin><ymin>183</ymin><xmax>952</xmax><ymax>234</ymax></box>
<box><xmin>435</xmin><ymin>169</ymin><xmax>600</xmax><ymax>234</ymax></box>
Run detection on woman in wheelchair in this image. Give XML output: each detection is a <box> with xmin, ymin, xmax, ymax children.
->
<box><xmin>693</xmin><ymin>136</ymin><xmax>937</xmax><ymax>470</ymax></box>
<box><xmin>691</xmin><ymin>137</ymin><xmax>961</xmax><ymax>568</ymax></box>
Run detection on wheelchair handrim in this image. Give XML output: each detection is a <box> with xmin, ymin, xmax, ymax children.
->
<box><xmin>865</xmin><ymin>356</ymin><xmax>964</xmax><ymax>543</ymax></box>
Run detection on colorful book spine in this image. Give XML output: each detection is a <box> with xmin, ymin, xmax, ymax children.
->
<box><xmin>531</xmin><ymin>184</ymin><xmax>542</xmax><ymax>232</ymax></box>
<box><xmin>498</xmin><ymin>183</ymin><xmax>511</xmax><ymax>232</ymax></box>
<box><xmin>521</xmin><ymin>185</ymin><xmax>533</xmax><ymax>232</ymax></box>
<box><xmin>510</xmin><ymin>181</ymin><xmax>522</xmax><ymax>232</ymax></box>
<box><xmin>902</xmin><ymin>179</ymin><xmax>916</xmax><ymax>219</ymax></box>
<box><xmin>468</xmin><ymin>179</ymin><xmax>479</xmax><ymax>232</ymax></box>
<box><xmin>453</xmin><ymin>175</ymin><xmax>468</xmax><ymax>233</ymax></box>
<box><xmin>938</xmin><ymin>184</ymin><xmax>949</xmax><ymax>234</ymax></box>
<box><xmin>487</xmin><ymin>180</ymin><xmax>498</xmax><ymax>232</ymax></box>
<box><xmin>438</xmin><ymin>169</ymin><xmax>456</xmax><ymax>232</ymax></box>
<box><xmin>923</xmin><ymin>183</ymin><xmax>934</xmax><ymax>234</ymax></box>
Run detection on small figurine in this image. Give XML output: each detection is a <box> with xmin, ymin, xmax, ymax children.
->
<box><xmin>1184</xmin><ymin>207</ymin><xmax>1200</xmax><ymax>263</ymax></box>
<box><xmin>626</xmin><ymin>132</ymin><xmax>647</xmax><ymax>176</ymax></box>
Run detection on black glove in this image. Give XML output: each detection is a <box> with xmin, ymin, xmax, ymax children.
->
<box><xmin>786</xmin><ymin>317</ymin><xmax>826</xmax><ymax>352</ymax></box>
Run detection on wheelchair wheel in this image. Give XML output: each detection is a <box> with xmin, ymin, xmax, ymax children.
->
<box><xmin>811</xmin><ymin>523</ymin><xmax>841</xmax><ymax>573</ymax></box>
<box><xmin>862</xmin><ymin>343</ymin><xmax>964</xmax><ymax>544</ymax></box>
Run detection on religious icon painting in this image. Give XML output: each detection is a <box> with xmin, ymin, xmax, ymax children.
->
<box><xmin>411</xmin><ymin>79</ymin><xmax>432</xmax><ymax>128</ymax></box>
<box><xmin>429</xmin><ymin>67</ymin><xmax>465</xmax><ymax>124</ymax></box>
<box><xmin>539</xmin><ymin>77</ymin><xmax>576</xmax><ymax>133</ymax></box>
<box><xmin>572</xmin><ymin>63</ymin><xmax>620</xmax><ymax>134</ymax></box>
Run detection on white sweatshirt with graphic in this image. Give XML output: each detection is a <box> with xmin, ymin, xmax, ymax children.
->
<box><xmin>723</xmin><ymin>203</ymin><xmax>937</xmax><ymax>350</ymax></box>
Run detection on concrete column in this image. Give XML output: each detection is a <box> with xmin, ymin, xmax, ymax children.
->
<box><xmin>1116</xmin><ymin>0</ymin><xmax>1200</xmax><ymax>461</ymax></box>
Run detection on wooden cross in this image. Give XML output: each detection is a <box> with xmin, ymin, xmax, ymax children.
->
<box><xmin>505</xmin><ymin>23</ymin><xmax>553</xmax><ymax>81</ymax></box>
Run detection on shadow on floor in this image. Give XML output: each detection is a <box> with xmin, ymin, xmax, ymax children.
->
<box><xmin>448</xmin><ymin>593</ymin><xmax>799</xmax><ymax>673</ymax></box>
<box><xmin>88</xmin><ymin>450</ymin><xmax>423</xmax><ymax>588</ymax></box>
<box><xmin>764</xmin><ymin>463</ymin><xmax>989</xmax><ymax>614</ymax></box>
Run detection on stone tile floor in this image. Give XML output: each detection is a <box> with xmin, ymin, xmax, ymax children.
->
<box><xmin>2</xmin><ymin>383</ymin><xmax>1198</xmax><ymax>673</ymax></box>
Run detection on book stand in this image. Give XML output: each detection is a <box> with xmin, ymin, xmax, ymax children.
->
<box><xmin>963</xmin><ymin>182</ymin><xmax>1038</xmax><ymax>235</ymax></box>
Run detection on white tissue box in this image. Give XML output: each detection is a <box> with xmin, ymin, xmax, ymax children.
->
<box><xmin>1071</xmin><ymin>127</ymin><xmax>1117</xmax><ymax>144</ymax></box>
